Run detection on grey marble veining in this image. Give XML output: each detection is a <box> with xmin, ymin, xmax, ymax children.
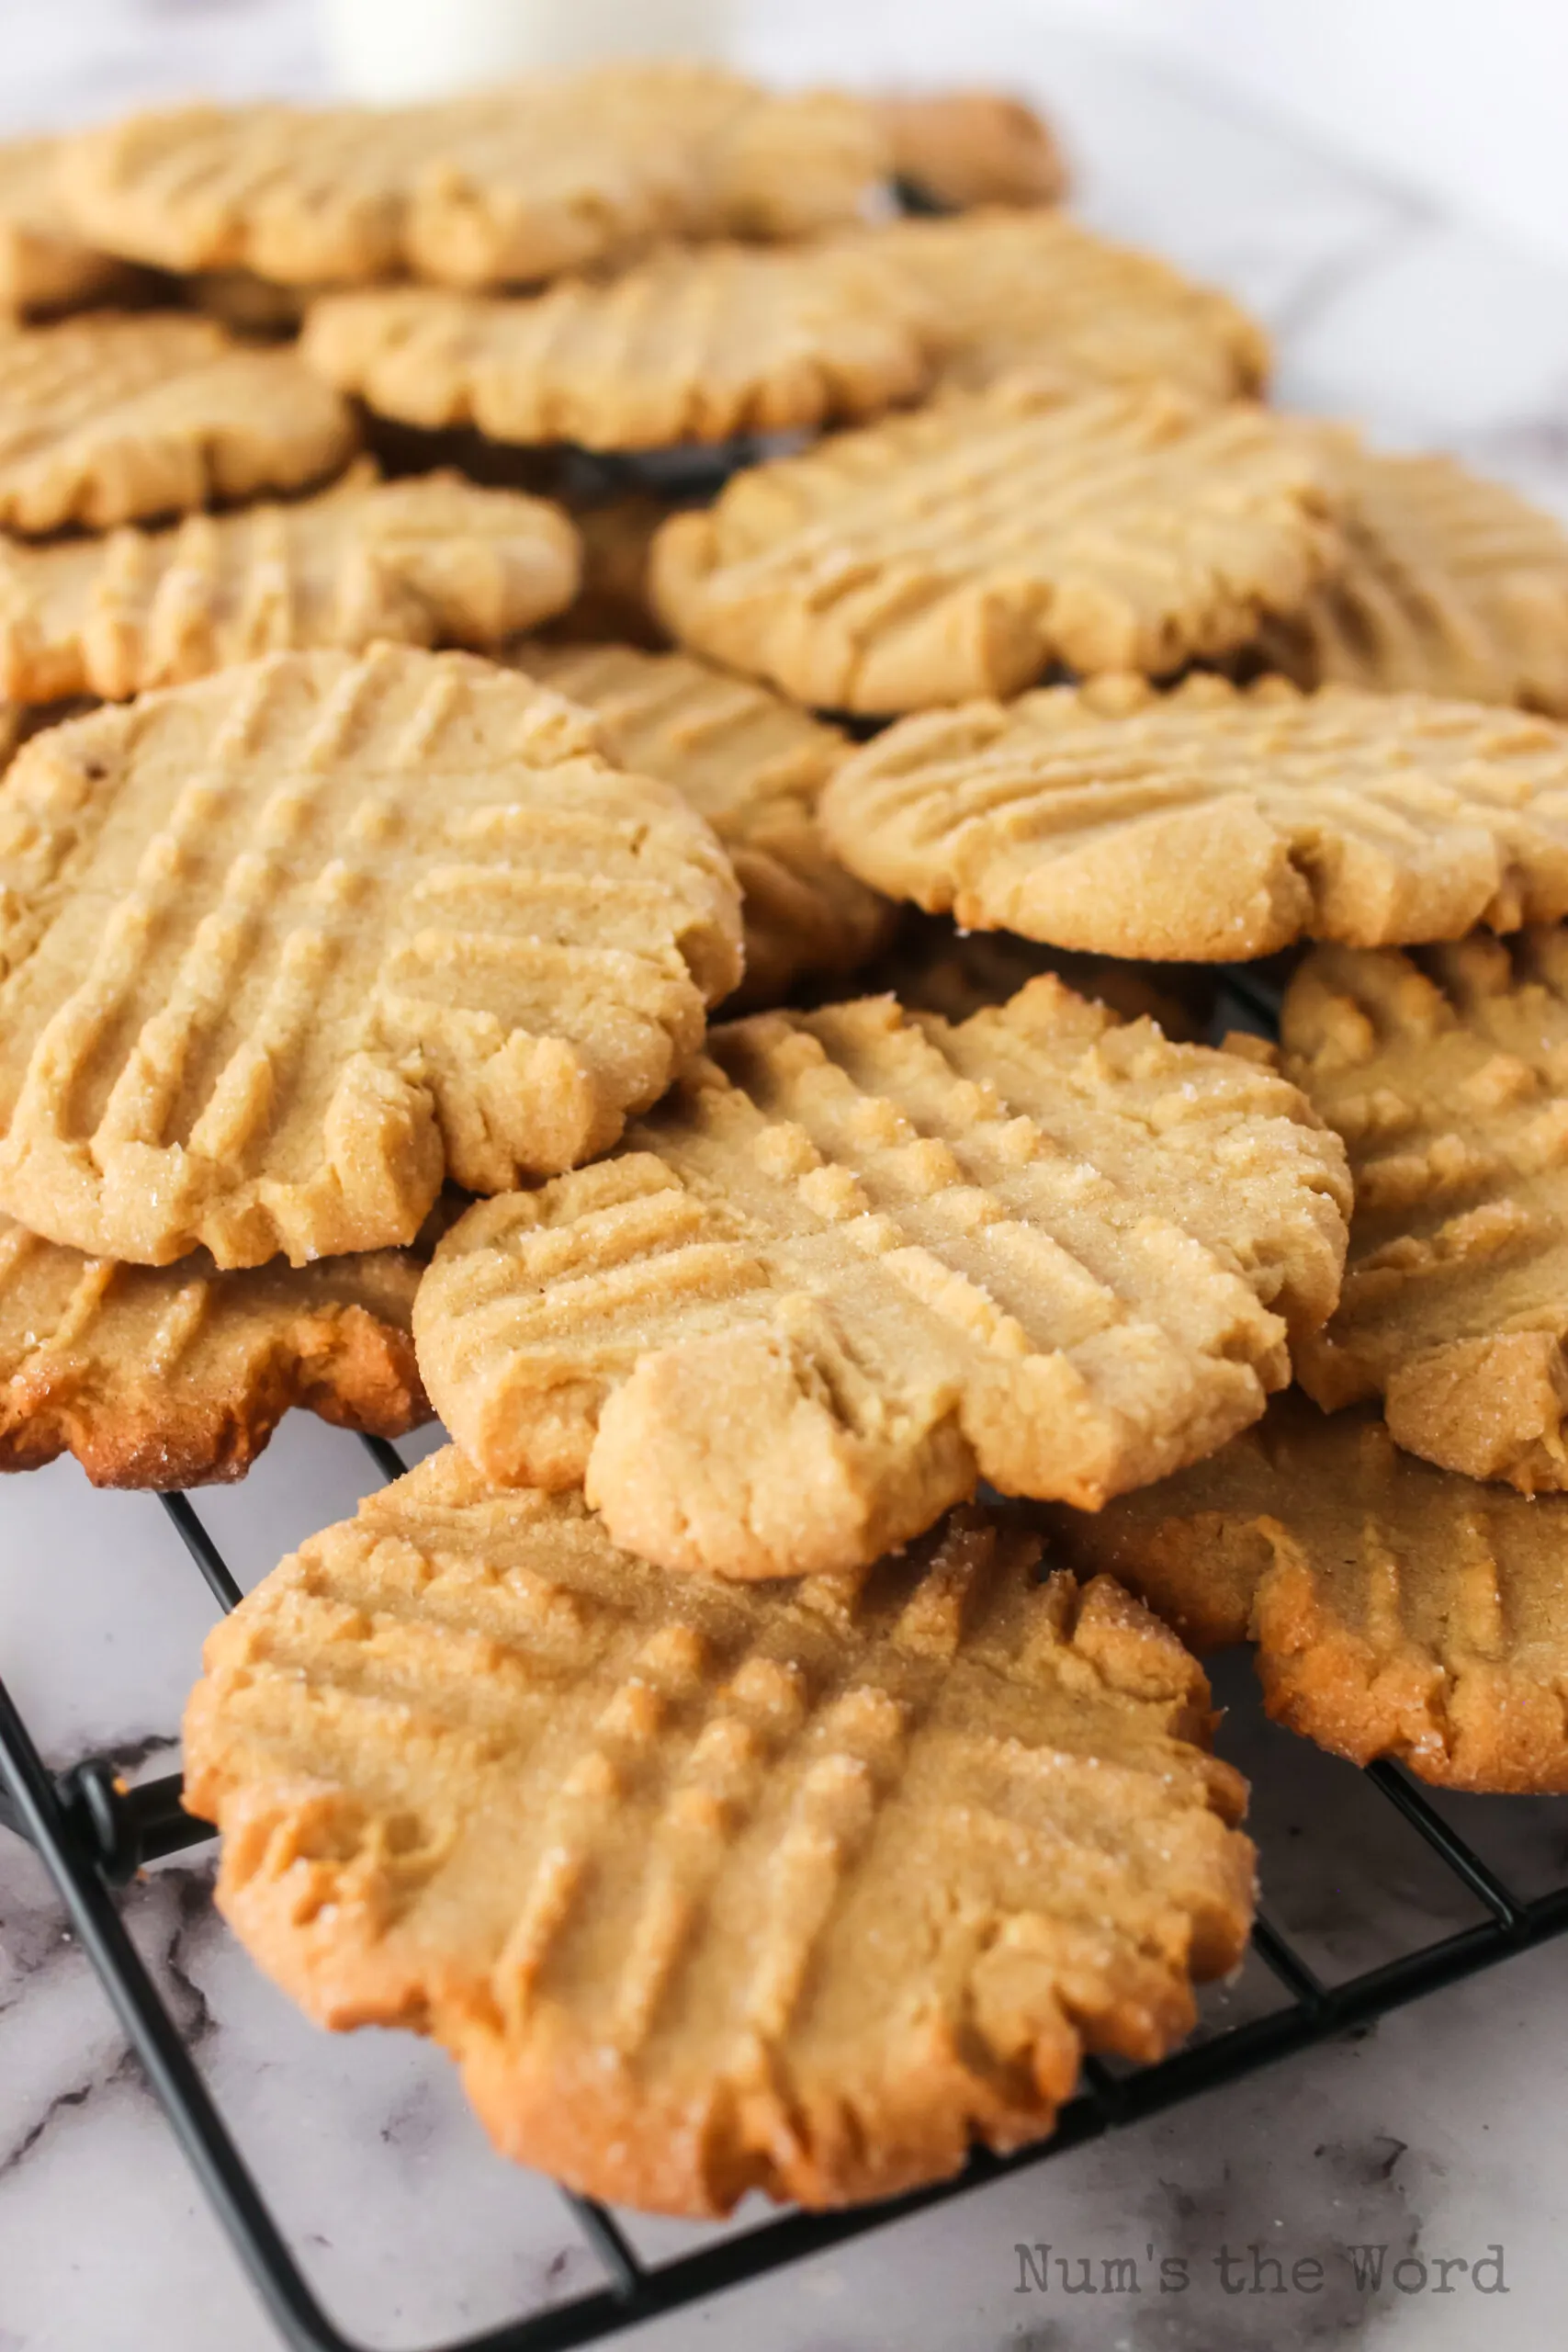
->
<box><xmin>3</xmin><ymin>6</ymin><xmax>1568</xmax><ymax>2348</ymax></box>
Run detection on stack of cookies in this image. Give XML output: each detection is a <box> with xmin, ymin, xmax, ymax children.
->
<box><xmin>2</xmin><ymin>59</ymin><xmax>1564</xmax><ymax>2220</ymax></box>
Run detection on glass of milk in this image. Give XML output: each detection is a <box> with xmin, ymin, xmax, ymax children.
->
<box><xmin>323</xmin><ymin>0</ymin><xmax>738</xmax><ymax>102</ymax></box>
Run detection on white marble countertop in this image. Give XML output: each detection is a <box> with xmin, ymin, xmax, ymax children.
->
<box><xmin>3</xmin><ymin>6</ymin><xmax>1568</xmax><ymax>2349</ymax></box>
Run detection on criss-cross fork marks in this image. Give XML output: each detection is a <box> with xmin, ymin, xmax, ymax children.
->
<box><xmin>0</xmin><ymin>316</ymin><xmax>235</xmax><ymax>461</ymax></box>
<box><xmin>302</xmin><ymin>243</ymin><xmax>931</xmax><ymax>452</ymax></box>
<box><xmin>653</xmin><ymin>383</ymin><xmax>1337</xmax><ymax>708</ymax></box>
<box><xmin>185</xmin><ymin>1458</ymin><xmax>1255</xmax><ymax>2209</ymax></box>
<box><xmin>677</xmin><ymin>390</ymin><xmax>1319</xmax><ymax>604</ymax></box>
<box><xmin>0</xmin><ymin>314</ymin><xmax>356</xmax><ymax>535</ymax></box>
<box><xmin>0</xmin><ymin>646</ymin><xmax>740</xmax><ymax>1266</ymax></box>
<box><xmin>521</xmin><ymin>642</ymin><xmax>848</xmax><ymax>829</ymax></box>
<box><xmin>0</xmin><ymin>468</ymin><xmax>581</xmax><ymax>704</ymax></box>
<box><xmin>61</xmin><ymin>70</ymin><xmax>882</xmax><ymax>287</ymax></box>
<box><xmin>822</xmin><ymin>674</ymin><xmax>1568</xmax><ymax>958</ymax></box>
<box><xmin>418</xmin><ymin>983</ymin><xmax>1348</xmax><ymax>1565</ymax></box>
<box><xmin>1283</xmin><ymin>935</ymin><xmax>1568</xmax><ymax>1482</ymax></box>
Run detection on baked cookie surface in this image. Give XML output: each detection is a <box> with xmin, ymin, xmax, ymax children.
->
<box><xmin>820</xmin><ymin>674</ymin><xmax>1568</xmax><ymax>959</ymax></box>
<box><xmin>416</xmin><ymin>978</ymin><xmax>1348</xmax><ymax>1578</ymax></box>
<box><xmin>301</xmin><ymin>243</ymin><xmax>933</xmax><ymax>452</ymax></box>
<box><xmin>59</xmin><ymin>67</ymin><xmax>888</xmax><ymax>288</ymax></box>
<box><xmin>652</xmin><ymin>383</ymin><xmax>1336</xmax><ymax>711</ymax></box>
<box><xmin>0</xmin><ymin>463</ymin><xmax>581</xmax><ymax>704</ymax></box>
<box><xmin>0</xmin><ymin>646</ymin><xmax>742</xmax><ymax>1268</ymax></box>
<box><xmin>0</xmin><ymin>312</ymin><xmax>357</xmax><ymax>536</ymax></box>
<box><xmin>1047</xmin><ymin>1393</ymin><xmax>1568</xmax><ymax>1793</ymax></box>
<box><xmin>1283</xmin><ymin>932</ymin><xmax>1568</xmax><ymax>1487</ymax></box>
<box><xmin>842</xmin><ymin>209</ymin><xmax>1267</xmax><ymax>402</ymax></box>
<box><xmin>516</xmin><ymin>641</ymin><xmax>892</xmax><ymax>1004</ymax></box>
<box><xmin>1260</xmin><ymin>433</ymin><xmax>1568</xmax><ymax>715</ymax></box>
<box><xmin>0</xmin><ymin>1212</ymin><xmax>427</xmax><ymax>1486</ymax></box>
<box><xmin>184</xmin><ymin>1460</ymin><xmax>1255</xmax><ymax>2213</ymax></box>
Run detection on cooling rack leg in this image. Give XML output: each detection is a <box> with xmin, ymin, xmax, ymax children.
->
<box><xmin>0</xmin><ymin>1670</ymin><xmax>359</xmax><ymax>2352</ymax></box>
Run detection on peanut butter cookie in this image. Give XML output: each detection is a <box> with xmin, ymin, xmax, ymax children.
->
<box><xmin>1283</xmin><ymin>933</ymin><xmax>1568</xmax><ymax>1487</ymax></box>
<box><xmin>301</xmin><ymin>242</ymin><xmax>932</xmax><ymax>452</ymax></box>
<box><xmin>59</xmin><ymin>66</ymin><xmax>888</xmax><ymax>288</ymax></box>
<box><xmin>1260</xmin><ymin>432</ymin><xmax>1568</xmax><ymax>715</ymax></box>
<box><xmin>0</xmin><ymin>312</ymin><xmax>356</xmax><ymax>535</ymax></box>
<box><xmin>0</xmin><ymin>1213</ymin><xmax>427</xmax><ymax>1485</ymax></box>
<box><xmin>0</xmin><ymin>646</ymin><xmax>742</xmax><ymax>1267</ymax></box>
<box><xmin>184</xmin><ymin>1463</ymin><xmax>1255</xmax><ymax>2212</ymax></box>
<box><xmin>1048</xmin><ymin>1392</ymin><xmax>1568</xmax><ymax>1793</ymax></box>
<box><xmin>820</xmin><ymin>674</ymin><xmax>1568</xmax><ymax>959</ymax></box>
<box><xmin>652</xmin><ymin>384</ymin><xmax>1335</xmax><ymax>711</ymax></box>
<box><xmin>416</xmin><ymin>979</ymin><xmax>1348</xmax><ymax>1578</ymax></box>
<box><xmin>0</xmin><ymin>462</ymin><xmax>581</xmax><ymax>703</ymax></box>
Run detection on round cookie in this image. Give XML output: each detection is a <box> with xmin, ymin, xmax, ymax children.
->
<box><xmin>1283</xmin><ymin>932</ymin><xmax>1568</xmax><ymax>1488</ymax></box>
<box><xmin>415</xmin><ymin>978</ymin><xmax>1349</xmax><ymax>1579</ymax></box>
<box><xmin>515</xmin><ymin>641</ymin><xmax>893</xmax><ymax>1006</ymax></box>
<box><xmin>0</xmin><ymin>312</ymin><xmax>357</xmax><ymax>536</ymax></box>
<box><xmin>651</xmin><ymin>382</ymin><xmax>1337</xmax><ymax>712</ymax></box>
<box><xmin>0</xmin><ymin>464</ymin><xmax>582</xmax><ymax>704</ymax></box>
<box><xmin>1046</xmin><ymin>1392</ymin><xmax>1568</xmax><ymax>1794</ymax></box>
<box><xmin>183</xmin><ymin>1458</ymin><xmax>1255</xmax><ymax>2215</ymax></box>
<box><xmin>58</xmin><ymin>67</ymin><xmax>888</xmax><ymax>288</ymax></box>
<box><xmin>0</xmin><ymin>646</ymin><xmax>742</xmax><ymax>1268</ymax></box>
<box><xmin>301</xmin><ymin>242</ymin><xmax>934</xmax><ymax>453</ymax></box>
<box><xmin>819</xmin><ymin>673</ymin><xmax>1568</xmax><ymax>960</ymax></box>
<box><xmin>0</xmin><ymin>1211</ymin><xmax>428</xmax><ymax>1487</ymax></box>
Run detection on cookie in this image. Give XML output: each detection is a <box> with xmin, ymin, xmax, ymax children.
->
<box><xmin>183</xmin><ymin>1456</ymin><xmax>1255</xmax><ymax>2213</ymax></box>
<box><xmin>515</xmin><ymin>642</ymin><xmax>894</xmax><ymax>1005</ymax></box>
<box><xmin>820</xmin><ymin>673</ymin><xmax>1568</xmax><ymax>961</ymax></box>
<box><xmin>1280</xmin><ymin>932</ymin><xmax>1568</xmax><ymax>1488</ymax></box>
<box><xmin>842</xmin><ymin>209</ymin><xmax>1268</xmax><ymax>402</ymax></box>
<box><xmin>415</xmin><ymin>978</ymin><xmax>1348</xmax><ymax>1580</ymax></box>
<box><xmin>300</xmin><ymin>242</ymin><xmax>934</xmax><ymax>454</ymax></box>
<box><xmin>59</xmin><ymin>66</ymin><xmax>889</xmax><ymax>288</ymax></box>
<box><xmin>651</xmin><ymin>383</ymin><xmax>1337</xmax><ymax>712</ymax></box>
<box><xmin>875</xmin><ymin>92</ymin><xmax>1068</xmax><ymax>210</ymax></box>
<box><xmin>0</xmin><ymin>134</ymin><xmax>147</xmax><ymax>314</ymax></box>
<box><xmin>0</xmin><ymin>1211</ymin><xmax>427</xmax><ymax>1486</ymax></box>
<box><xmin>1258</xmin><ymin>432</ymin><xmax>1568</xmax><ymax>716</ymax></box>
<box><xmin>0</xmin><ymin>461</ymin><xmax>582</xmax><ymax>704</ymax></box>
<box><xmin>0</xmin><ymin>646</ymin><xmax>743</xmax><ymax>1269</ymax></box>
<box><xmin>873</xmin><ymin>911</ymin><xmax>1217</xmax><ymax>1042</ymax></box>
<box><xmin>0</xmin><ymin>312</ymin><xmax>357</xmax><ymax>537</ymax></box>
<box><xmin>1047</xmin><ymin>1393</ymin><xmax>1568</xmax><ymax>1793</ymax></box>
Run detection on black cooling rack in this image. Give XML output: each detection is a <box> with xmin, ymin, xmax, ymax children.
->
<box><xmin>4</xmin><ymin>964</ymin><xmax>1568</xmax><ymax>2351</ymax></box>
